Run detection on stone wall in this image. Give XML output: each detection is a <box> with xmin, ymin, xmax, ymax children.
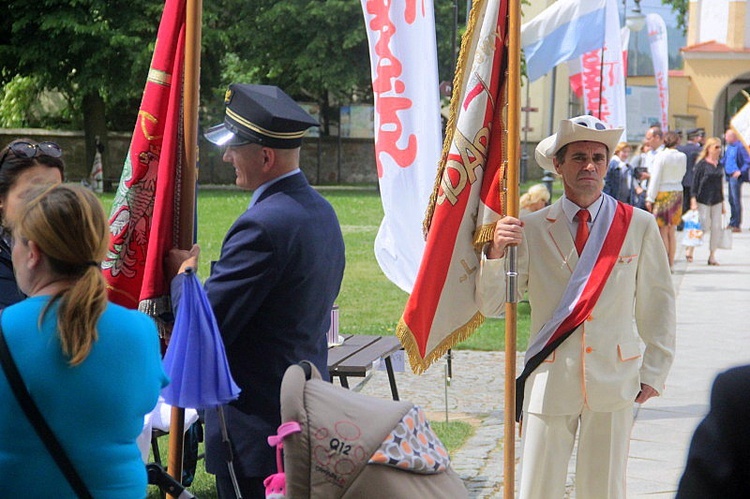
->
<box><xmin>0</xmin><ymin>129</ymin><xmax>544</xmax><ymax>190</ymax></box>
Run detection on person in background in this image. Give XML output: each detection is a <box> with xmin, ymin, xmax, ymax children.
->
<box><xmin>629</xmin><ymin>139</ymin><xmax>649</xmax><ymax>170</ymax></box>
<box><xmin>0</xmin><ymin>139</ymin><xmax>64</xmax><ymax>308</ymax></box>
<box><xmin>519</xmin><ymin>183</ymin><xmax>550</xmax><ymax>216</ymax></box>
<box><xmin>169</xmin><ymin>84</ymin><xmax>346</xmax><ymax>499</ymax></box>
<box><xmin>477</xmin><ymin>115</ymin><xmax>675</xmax><ymax>499</ymax></box>
<box><xmin>628</xmin><ymin>141</ymin><xmax>651</xmax><ymax>210</ymax></box>
<box><xmin>646</xmin><ymin>131</ymin><xmax>687</xmax><ymax>271</ymax></box>
<box><xmin>643</xmin><ymin>126</ymin><xmax>665</xmax><ymax>171</ymax></box>
<box><xmin>676</xmin><ymin>364</ymin><xmax>750</xmax><ymax>498</ymax></box>
<box><xmin>0</xmin><ymin>184</ymin><xmax>167</xmax><ymax>497</ymax></box>
<box><xmin>688</xmin><ymin>137</ymin><xmax>725</xmax><ymax>265</ymax></box>
<box><xmin>722</xmin><ymin>129</ymin><xmax>750</xmax><ymax>233</ymax></box>
<box><xmin>603</xmin><ymin>142</ymin><xmax>633</xmax><ymax>203</ymax></box>
<box><xmin>677</xmin><ymin>128</ymin><xmax>705</xmax><ymax>230</ymax></box>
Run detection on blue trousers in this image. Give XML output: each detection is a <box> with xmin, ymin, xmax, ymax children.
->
<box><xmin>727</xmin><ymin>175</ymin><xmax>743</xmax><ymax>228</ymax></box>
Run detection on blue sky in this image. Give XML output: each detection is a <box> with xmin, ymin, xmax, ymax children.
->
<box><xmin>636</xmin><ymin>0</ymin><xmax>678</xmax><ymax>22</ymax></box>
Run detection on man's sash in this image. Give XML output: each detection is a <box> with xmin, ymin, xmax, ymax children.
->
<box><xmin>515</xmin><ymin>198</ymin><xmax>633</xmax><ymax>421</ymax></box>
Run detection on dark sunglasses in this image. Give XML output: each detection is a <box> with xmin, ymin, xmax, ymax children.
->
<box><xmin>0</xmin><ymin>141</ymin><xmax>63</xmax><ymax>168</ymax></box>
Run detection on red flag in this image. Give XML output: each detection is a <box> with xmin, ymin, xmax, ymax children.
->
<box><xmin>102</xmin><ymin>0</ymin><xmax>186</xmax><ymax>321</ymax></box>
<box><xmin>396</xmin><ymin>0</ymin><xmax>508</xmax><ymax>374</ymax></box>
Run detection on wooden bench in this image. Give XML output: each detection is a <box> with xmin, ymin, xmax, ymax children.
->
<box><xmin>327</xmin><ymin>334</ymin><xmax>403</xmax><ymax>401</ymax></box>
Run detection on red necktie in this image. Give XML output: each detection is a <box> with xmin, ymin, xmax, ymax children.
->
<box><xmin>575</xmin><ymin>209</ymin><xmax>590</xmax><ymax>255</ymax></box>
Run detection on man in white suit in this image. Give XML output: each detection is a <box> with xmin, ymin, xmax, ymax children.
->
<box><xmin>477</xmin><ymin>115</ymin><xmax>676</xmax><ymax>499</ymax></box>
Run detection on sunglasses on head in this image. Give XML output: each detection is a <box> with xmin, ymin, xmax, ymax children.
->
<box><xmin>0</xmin><ymin>141</ymin><xmax>63</xmax><ymax>168</ymax></box>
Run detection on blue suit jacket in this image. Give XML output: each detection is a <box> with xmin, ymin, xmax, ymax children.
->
<box><xmin>176</xmin><ymin>172</ymin><xmax>345</xmax><ymax>478</ymax></box>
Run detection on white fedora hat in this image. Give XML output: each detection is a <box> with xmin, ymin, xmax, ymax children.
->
<box><xmin>535</xmin><ymin>115</ymin><xmax>624</xmax><ymax>172</ymax></box>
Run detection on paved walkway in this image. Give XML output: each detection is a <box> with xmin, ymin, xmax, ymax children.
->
<box><xmin>358</xmin><ymin>193</ymin><xmax>750</xmax><ymax>497</ymax></box>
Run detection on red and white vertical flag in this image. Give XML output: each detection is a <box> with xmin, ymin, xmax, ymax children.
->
<box><xmin>103</xmin><ymin>0</ymin><xmax>186</xmax><ymax>322</ymax></box>
<box><xmin>89</xmin><ymin>145</ymin><xmax>104</xmax><ymax>194</ymax></box>
<box><xmin>574</xmin><ymin>0</ymin><xmax>626</xmax><ymax>135</ymax></box>
<box><xmin>567</xmin><ymin>24</ymin><xmax>629</xmax><ymax>99</ymax></box>
<box><xmin>621</xmin><ymin>26</ymin><xmax>631</xmax><ymax>78</ymax></box>
<box><xmin>396</xmin><ymin>0</ymin><xmax>508</xmax><ymax>374</ymax></box>
<box><xmin>647</xmin><ymin>13</ymin><xmax>669</xmax><ymax>130</ymax></box>
<box><xmin>361</xmin><ymin>0</ymin><xmax>442</xmax><ymax>293</ymax></box>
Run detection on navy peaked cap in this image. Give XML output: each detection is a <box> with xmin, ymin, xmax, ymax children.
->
<box><xmin>204</xmin><ymin>84</ymin><xmax>319</xmax><ymax>149</ymax></box>
<box><xmin>686</xmin><ymin>128</ymin><xmax>705</xmax><ymax>139</ymax></box>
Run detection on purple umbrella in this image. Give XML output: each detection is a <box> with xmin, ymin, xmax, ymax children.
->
<box><xmin>162</xmin><ymin>269</ymin><xmax>240</xmax><ymax>408</ymax></box>
<box><xmin>162</xmin><ymin>269</ymin><xmax>243</xmax><ymax>497</ymax></box>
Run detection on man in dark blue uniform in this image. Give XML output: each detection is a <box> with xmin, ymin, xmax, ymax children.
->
<box><xmin>171</xmin><ymin>84</ymin><xmax>345</xmax><ymax>498</ymax></box>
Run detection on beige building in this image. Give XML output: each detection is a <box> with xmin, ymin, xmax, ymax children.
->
<box><xmin>678</xmin><ymin>0</ymin><xmax>750</xmax><ymax>137</ymax></box>
<box><xmin>522</xmin><ymin>0</ymin><xmax>750</xmax><ymax>162</ymax></box>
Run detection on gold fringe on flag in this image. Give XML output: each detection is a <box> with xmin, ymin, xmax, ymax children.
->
<box><xmin>396</xmin><ymin>311</ymin><xmax>485</xmax><ymax>375</ymax></box>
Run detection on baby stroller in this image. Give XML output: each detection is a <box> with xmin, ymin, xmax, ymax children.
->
<box><xmin>266</xmin><ymin>361</ymin><xmax>468</xmax><ymax>497</ymax></box>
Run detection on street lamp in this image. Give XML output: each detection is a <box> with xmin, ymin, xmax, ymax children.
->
<box><xmin>625</xmin><ymin>0</ymin><xmax>646</xmax><ymax>32</ymax></box>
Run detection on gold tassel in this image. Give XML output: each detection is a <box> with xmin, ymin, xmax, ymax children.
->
<box><xmin>396</xmin><ymin>311</ymin><xmax>486</xmax><ymax>375</ymax></box>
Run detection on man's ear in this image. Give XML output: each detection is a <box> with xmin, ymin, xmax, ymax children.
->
<box><xmin>262</xmin><ymin>147</ymin><xmax>276</xmax><ymax>172</ymax></box>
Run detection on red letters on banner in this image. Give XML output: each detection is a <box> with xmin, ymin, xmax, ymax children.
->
<box><xmin>365</xmin><ymin>0</ymin><xmax>420</xmax><ymax>176</ymax></box>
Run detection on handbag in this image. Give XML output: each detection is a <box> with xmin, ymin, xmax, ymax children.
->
<box><xmin>0</xmin><ymin>315</ymin><xmax>93</xmax><ymax>499</ymax></box>
<box><xmin>718</xmin><ymin>214</ymin><xmax>733</xmax><ymax>250</ymax></box>
<box><xmin>681</xmin><ymin>209</ymin><xmax>703</xmax><ymax>247</ymax></box>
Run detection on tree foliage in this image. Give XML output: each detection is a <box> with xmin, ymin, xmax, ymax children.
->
<box><xmin>0</xmin><ymin>0</ymin><xmax>492</xmax><ymax>153</ymax></box>
<box><xmin>0</xmin><ymin>0</ymin><xmax>161</xmax><ymax>130</ymax></box>
<box><xmin>661</xmin><ymin>0</ymin><xmax>688</xmax><ymax>34</ymax></box>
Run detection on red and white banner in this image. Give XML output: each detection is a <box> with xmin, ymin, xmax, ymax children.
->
<box><xmin>568</xmin><ymin>0</ymin><xmax>626</xmax><ymax>135</ymax></box>
<box><xmin>361</xmin><ymin>0</ymin><xmax>442</xmax><ymax>293</ymax></box>
<box><xmin>396</xmin><ymin>0</ymin><xmax>507</xmax><ymax>374</ymax></box>
<box><xmin>621</xmin><ymin>26</ymin><xmax>630</xmax><ymax>78</ymax></box>
<box><xmin>103</xmin><ymin>0</ymin><xmax>186</xmax><ymax>320</ymax></box>
<box><xmin>647</xmin><ymin>13</ymin><xmax>669</xmax><ymax>130</ymax></box>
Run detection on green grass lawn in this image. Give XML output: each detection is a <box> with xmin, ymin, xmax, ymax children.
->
<box><xmin>100</xmin><ymin>184</ymin><xmax>543</xmax><ymax>350</ymax></box>
<box><xmin>100</xmin><ymin>180</ymin><xmax>558</xmax><ymax>497</ymax></box>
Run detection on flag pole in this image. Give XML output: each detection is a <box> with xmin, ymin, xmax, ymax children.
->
<box><xmin>167</xmin><ymin>0</ymin><xmax>201</xmax><ymax>493</ymax></box>
<box><xmin>504</xmin><ymin>0</ymin><xmax>521</xmax><ymax>497</ymax></box>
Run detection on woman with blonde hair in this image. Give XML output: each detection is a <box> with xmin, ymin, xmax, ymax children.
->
<box><xmin>0</xmin><ymin>184</ymin><xmax>167</xmax><ymax>497</ymax></box>
<box><xmin>519</xmin><ymin>183</ymin><xmax>550</xmax><ymax>216</ymax></box>
<box><xmin>688</xmin><ymin>137</ymin><xmax>725</xmax><ymax>265</ymax></box>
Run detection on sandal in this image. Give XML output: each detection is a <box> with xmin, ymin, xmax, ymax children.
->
<box><xmin>708</xmin><ymin>259</ymin><xmax>719</xmax><ymax>266</ymax></box>
<box><xmin>686</xmin><ymin>255</ymin><xmax>693</xmax><ymax>263</ymax></box>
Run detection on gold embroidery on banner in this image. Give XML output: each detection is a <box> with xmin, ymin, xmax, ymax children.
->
<box><xmin>138</xmin><ymin>111</ymin><xmax>161</xmax><ymax>141</ymax></box>
<box><xmin>437</xmin><ymin>125</ymin><xmax>490</xmax><ymax>206</ymax></box>
<box><xmin>459</xmin><ymin>259</ymin><xmax>477</xmax><ymax>283</ymax></box>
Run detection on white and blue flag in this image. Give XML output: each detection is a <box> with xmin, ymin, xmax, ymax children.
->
<box><xmin>522</xmin><ymin>0</ymin><xmax>607</xmax><ymax>82</ymax></box>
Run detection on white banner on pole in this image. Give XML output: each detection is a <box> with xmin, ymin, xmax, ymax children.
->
<box><xmin>647</xmin><ymin>13</ymin><xmax>669</xmax><ymax>130</ymax></box>
<box><xmin>361</xmin><ymin>0</ymin><xmax>442</xmax><ymax>293</ymax></box>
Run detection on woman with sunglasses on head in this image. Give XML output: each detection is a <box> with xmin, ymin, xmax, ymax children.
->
<box><xmin>0</xmin><ymin>139</ymin><xmax>64</xmax><ymax>308</ymax></box>
<box><xmin>688</xmin><ymin>137</ymin><xmax>726</xmax><ymax>266</ymax></box>
<box><xmin>0</xmin><ymin>184</ymin><xmax>168</xmax><ymax>497</ymax></box>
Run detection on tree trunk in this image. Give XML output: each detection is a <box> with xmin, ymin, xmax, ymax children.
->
<box><xmin>82</xmin><ymin>92</ymin><xmax>109</xmax><ymax>183</ymax></box>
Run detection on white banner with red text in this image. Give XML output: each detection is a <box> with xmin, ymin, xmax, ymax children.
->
<box><xmin>361</xmin><ymin>0</ymin><xmax>442</xmax><ymax>293</ymax></box>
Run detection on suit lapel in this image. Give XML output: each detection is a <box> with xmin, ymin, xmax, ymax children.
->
<box><xmin>545</xmin><ymin>201</ymin><xmax>577</xmax><ymax>272</ymax></box>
